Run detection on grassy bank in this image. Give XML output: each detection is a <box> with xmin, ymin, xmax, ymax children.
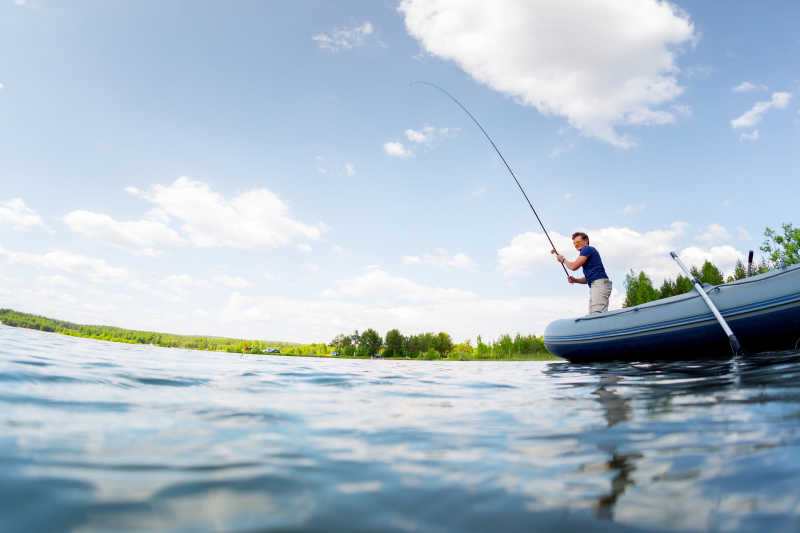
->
<box><xmin>0</xmin><ymin>308</ymin><xmax>558</xmax><ymax>361</ymax></box>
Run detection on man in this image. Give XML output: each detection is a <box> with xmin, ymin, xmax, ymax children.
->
<box><xmin>555</xmin><ymin>232</ymin><xmax>612</xmax><ymax>314</ymax></box>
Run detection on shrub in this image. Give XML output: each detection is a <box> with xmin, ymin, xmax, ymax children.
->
<box><xmin>423</xmin><ymin>348</ymin><xmax>440</xmax><ymax>360</ymax></box>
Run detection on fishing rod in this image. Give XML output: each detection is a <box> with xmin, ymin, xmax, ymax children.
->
<box><xmin>412</xmin><ymin>81</ymin><xmax>569</xmax><ymax>279</ymax></box>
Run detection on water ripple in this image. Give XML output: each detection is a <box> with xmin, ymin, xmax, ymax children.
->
<box><xmin>1</xmin><ymin>325</ymin><xmax>799</xmax><ymax>532</ymax></box>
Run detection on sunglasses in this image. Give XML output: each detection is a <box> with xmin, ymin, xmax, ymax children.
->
<box><xmin>573</xmin><ymin>240</ymin><xmax>585</xmax><ymax>245</ymax></box>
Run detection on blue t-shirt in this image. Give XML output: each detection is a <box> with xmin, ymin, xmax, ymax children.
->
<box><xmin>579</xmin><ymin>245</ymin><xmax>609</xmax><ymax>287</ymax></box>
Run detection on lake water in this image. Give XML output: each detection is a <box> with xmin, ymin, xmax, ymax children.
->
<box><xmin>1</xmin><ymin>324</ymin><xmax>799</xmax><ymax>532</ymax></box>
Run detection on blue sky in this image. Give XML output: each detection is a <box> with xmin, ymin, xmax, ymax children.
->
<box><xmin>1</xmin><ymin>0</ymin><xmax>798</xmax><ymax>343</ymax></box>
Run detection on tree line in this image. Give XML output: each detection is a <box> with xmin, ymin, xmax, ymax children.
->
<box><xmin>330</xmin><ymin>329</ymin><xmax>550</xmax><ymax>360</ymax></box>
<box><xmin>0</xmin><ymin>309</ymin><xmax>553</xmax><ymax>360</ymax></box>
<box><xmin>624</xmin><ymin>223</ymin><xmax>798</xmax><ymax>308</ymax></box>
<box><xmin>0</xmin><ymin>309</ymin><xmax>300</xmax><ymax>354</ymax></box>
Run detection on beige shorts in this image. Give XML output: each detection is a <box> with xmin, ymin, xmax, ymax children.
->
<box><xmin>589</xmin><ymin>278</ymin><xmax>612</xmax><ymax>315</ymax></box>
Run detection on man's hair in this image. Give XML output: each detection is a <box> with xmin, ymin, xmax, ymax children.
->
<box><xmin>572</xmin><ymin>232</ymin><xmax>589</xmax><ymax>244</ymax></box>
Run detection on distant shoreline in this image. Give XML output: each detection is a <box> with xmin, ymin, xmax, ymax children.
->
<box><xmin>0</xmin><ymin>308</ymin><xmax>558</xmax><ymax>362</ymax></box>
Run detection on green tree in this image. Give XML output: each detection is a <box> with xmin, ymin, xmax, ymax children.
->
<box><xmin>674</xmin><ymin>274</ymin><xmax>693</xmax><ymax>294</ymax></box>
<box><xmin>733</xmin><ymin>259</ymin><xmax>747</xmax><ymax>280</ymax></box>
<box><xmin>623</xmin><ymin>270</ymin><xmax>659</xmax><ymax>307</ymax></box>
<box><xmin>340</xmin><ymin>335</ymin><xmax>354</xmax><ymax>355</ymax></box>
<box><xmin>761</xmin><ymin>223</ymin><xmax>800</xmax><ymax>266</ymax></box>
<box><xmin>330</xmin><ymin>334</ymin><xmax>346</xmax><ymax>352</ymax></box>
<box><xmin>495</xmin><ymin>334</ymin><xmax>514</xmax><ymax>358</ymax></box>
<box><xmin>423</xmin><ymin>348</ymin><xmax>440</xmax><ymax>360</ymax></box>
<box><xmin>432</xmin><ymin>332</ymin><xmax>453</xmax><ymax>355</ymax></box>
<box><xmin>406</xmin><ymin>334</ymin><xmax>422</xmax><ymax>357</ymax></box>
<box><xmin>452</xmin><ymin>339</ymin><xmax>473</xmax><ymax>355</ymax></box>
<box><xmin>658</xmin><ymin>278</ymin><xmax>676</xmax><ymax>299</ymax></box>
<box><xmin>359</xmin><ymin>328</ymin><xmax>382</xmax><ymax>357</ymax></box>
<box><xmin>699</xmin><ymin>260</ymin><xmax>724</xmax><ymax>285</ymax></box>
<box><xmin>384</xmin><ymin>329</ymin><xmax>404</xmax><ymax>357</ymax></box>
<box><xmin>476</xmin><ymin>335</ymin><xmax>491</xmax><ymax>359</ymax></box>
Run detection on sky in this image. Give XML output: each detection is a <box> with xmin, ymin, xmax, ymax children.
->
<box><xmin>1</xmin><ymin>0</ymin><xmax>798</xmax><ymax>343</ymax></box>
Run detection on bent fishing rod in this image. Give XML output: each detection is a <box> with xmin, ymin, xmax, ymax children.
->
<box><xmin>413</xmin><ymin>81</ymin><xmax>569</xmax><ymax>278</ymax></box>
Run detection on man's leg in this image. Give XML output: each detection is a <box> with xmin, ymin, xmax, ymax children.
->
<box><xmin>590</xmin><ymin>278</ymin><xmax>612</xmax><ymax>314</ymax></box>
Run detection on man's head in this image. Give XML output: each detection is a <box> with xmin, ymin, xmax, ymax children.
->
<box><xmin>572</xmin><ymin>232</ymin><xmax>589</xmax><ymax>250</ymax></box>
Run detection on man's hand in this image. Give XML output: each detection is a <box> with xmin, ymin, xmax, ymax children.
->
<box><xmin>567</xmin><ymin>275</ymin><xmax>577</xmax><ymax>284</ymax></box>
<box><xmin>556</xmin><ymin>253</ymin><xmax>565</xmax><ymax>263</ymax></box>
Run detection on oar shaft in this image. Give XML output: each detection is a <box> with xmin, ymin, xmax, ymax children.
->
<box><xmin>670</xmin><ymin>252</ymin><xmax>743</xmax><ymax>355</ymax></box>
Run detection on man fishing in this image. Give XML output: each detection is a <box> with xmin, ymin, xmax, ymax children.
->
<box><xmin>555</xmin><ymin>232</ymin><xmax>612</xmax><ymax>314</ymax></box>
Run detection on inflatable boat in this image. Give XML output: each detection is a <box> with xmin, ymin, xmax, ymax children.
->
<box><xmin>544</xmin><ymin>264</ymin><xmax>800</xmax><ymax>362</ymax></box>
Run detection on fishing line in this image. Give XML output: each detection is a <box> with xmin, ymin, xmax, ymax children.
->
<box><xmin>412</xmin><ymin>81</ymin><xmax>569</xmax><ymax>278</ymax></box>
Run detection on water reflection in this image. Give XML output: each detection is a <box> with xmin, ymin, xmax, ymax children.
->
<box><xmin>589</xmin><ymin>375</ymin><xmax>639</xmax><ymax>521</ymax></box>
<box><xmin>546</xmin><ymin>351</ymin><xmax>800</xmax><ymax>529</ymax></box>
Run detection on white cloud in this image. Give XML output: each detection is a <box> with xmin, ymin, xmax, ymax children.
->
<box><xmin>671</xmin><ymin>103</ymin><xmax>692</xmax><ymax>117</ymax></box>
<box><xmin>732</xmin><ymin>81</ymin><xmax>767</xmax><ymax>93</ymax></box>
<box><xmin>405</xmin><ymin>248</ymin><xmax>475</xmax><ymax>270</ymax></box>
<box><xmin>731</xmin><ymin>92</ymin><xmax>792</xmax><ymax>129</ymax></box>
<box><xmin>264</xmin><ymin>271</ymin><xmax>278</xmax><ymax>281</ymax></box>
<box><xmin>679</xmin><ymin>246</ymin><xmax>744</xmax><ymax>273</ymax></box>
<box><xmin>296</xmin><ymin>243</ymin><xmax>313</xmax><ymax>253</ymax></box>
<box><xmin>404</xmin><ymin>125</ymin><xmax>452</xmax><ymax>144</ymax></box>
<box><xmin>736</xmin><ymin>227</ymin><xmax>751</xmax><ymax>240</ymax></box>
<box><xmin>312</xmin><ymin>21</ymin><xmax>374</xmax><ymax>52</ymax></box>
<box><xmin>124</xmin><ymin>186</ymin><xmax>144</xmax><ymax>197</ymax></box>
<box><xmin>405</xmin><ymin>127</ymin><xmax>429</xmax><ymax>143</ymax></box>
<box><xmin>739</xmin><ymin>130</ymin><xmax>759</xmax><ymax>142</ymax></box>
<box><xmin>696</xmin><ymin>223</ymin><xmax>731</xmax><ymax>243</ymax></box>
<box><xmin>137</xmin><ymin>177</ymin><xmax>324</xmax><ymax>249</ymax></box>
<box><xmin>383</xmin><ymin>141</ymin><xmax>412</xmax><ymax>157</ymax></box>
<box><xmin>214</xmin><ymin>274</ymin><xmax>250</xmax><ymax>289</ymax></box>
<box><xmin>321</xmin><ymin>268</ymin><xmax>476</xmax><ymax>304</ymax></box>
<box><xmin>161</xmin><ymin>274</ymin><xmax>213</xmax><ymax>292</ymax></box>
<box><xmin>345</xmin><ymin>163</ymin><xmax>356</xmax><ymax>176</ymax></box>
<box><xmin>564</xmin><ymin>192</ymin><xmax>573</xmax><ymax>200</ymax></box>
<box><xmin>0</xmin><ymin>198</ymin><xmax>45</xmax><ymax>230</ymax></box>
<box><xmin>221</xmin><ymin>277</ymin><xmax>584</xmax><ymax>342</ymax></box>
<box><xmin>0</xmin><ymin>82</ymin><xmax>4</xmax><ymax>89</ymax></box>
<box><xmin>447</xmin><ymin>253</ymin><xmax>474</xmax><ymax>270</ymax></box>
<box><xmin>497</xmin><ymin>222</ymin><xmax>742</xmax><ymax>284</ymax></box>
<box><xmin>159</xmin><ymin>273</ymin><xmax>249</xmax><ymax>294</ymax></box>
<box><xmin>622</xmin><ymin>203</ymin><xmax>647</xmax><ymax>214</ymax></box>
<box><xmin>0</xmin><ymin>247</ymin><xmax>131</xmax><ymax>285</ymax></box>
<box><xmin>399</xmin><ymin>0</ymin><xmax>696</xmax><ymax>147</ymax></box>
<box><xmin>549</xmin><ymin>144</ymin><xmax>575</xmax><ymax>158</ymax></box>
<box><xmin>471</xmin><ymin>186</ymin><xmax>487</xmax><ymax>197</ymax></box>
<box><xmin>37</xmin><ymin>274</ymin><xmax>78</xmax><ymax>289</ymax></box>
<box><xmin>63</xmin><ymin>210</ymin><xmax>184</xmax><ymax>256</ymax></box>
<box><xmin>314</xmin><ymin>155</ymin><xmax>327</xmax><ymax>175</ymax></box>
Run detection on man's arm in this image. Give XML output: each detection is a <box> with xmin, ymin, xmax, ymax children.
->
<box><xmin>568</xmin><ymin>275</ymin><xmax>587</xmax><ymax>284</ymax></box>
<box><xmin>556</xmin><ymin>254</ymin><xmax>588</xmax><ymax>271</ymax></box>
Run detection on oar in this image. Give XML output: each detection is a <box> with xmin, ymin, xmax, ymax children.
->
<box><xmin>670</xmin><ymin>251</ymin><xmax>743</xmax><ymax>355</ymax></box>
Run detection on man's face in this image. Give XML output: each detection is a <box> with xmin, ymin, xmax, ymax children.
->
<box><xmin>573</xmin><ymin>237</ymin><xmax>587</xmax><ymax>251</ymax></box>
